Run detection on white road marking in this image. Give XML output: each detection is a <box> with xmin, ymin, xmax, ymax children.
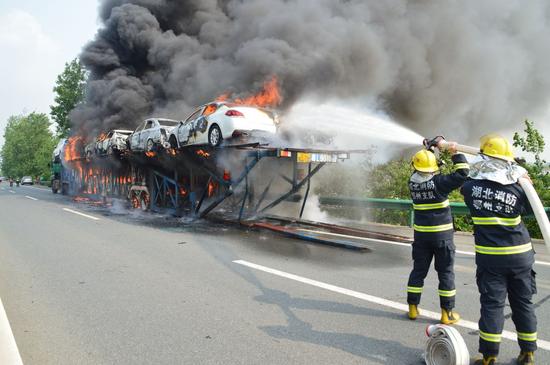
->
<box><xmin>20</xmin><ymin>186</ymin><xmax>47</xmax><ymax>191</ymax></box>
<box><xmin>24</xmin><ymin>196</ymin><xmax>38</xmax><ymax>201</ymax></box>
<box><xmin>234</xmin><ymin>259</ymin><xmax>550</xmax><ymax>351</ymax></box>
<box><xmin>0</xmin><ymin>297</ymin><xmax>24</xmax><ymax>365</ymax></box>
<box><xmin>62</xmin><ymin>208</ymin><xmax>100</xmax><ymax>221</ymax></box>
<box><xmin>8</xmin><ymin>190</ymin><xmax>15</xmax><ymax>194</ymax></box>
<box><xmin>297</xmin><ymin>228</ymin><xmax>550</xmax><ymax>268</ymax></box>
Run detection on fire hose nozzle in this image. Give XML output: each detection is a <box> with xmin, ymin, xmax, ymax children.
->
<box><xmin>422</xmin><ymin>136</ymin><xmax>446</xmax><ymax>151</ymax></box>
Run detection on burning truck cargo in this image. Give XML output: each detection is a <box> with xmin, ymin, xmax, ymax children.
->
<box><xmin>55</xmin><ymin>68</ymin><xmax>365</xmax><ymax>221</ymax></box>
<box><xmin>54</xmin><ymin>117</ymin><xmax>359</xmax><ymax>220</ymax></box>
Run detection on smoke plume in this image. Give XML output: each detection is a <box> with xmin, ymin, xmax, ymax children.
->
<box><xmin>73</xmin><ymin>0</ymin><xmax>550</xmax><ymax>140</ymax></box>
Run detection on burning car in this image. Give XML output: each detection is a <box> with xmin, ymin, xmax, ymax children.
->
<box><xmin>129</xmin><ymin>118</ymin><xmax>180</xmax><ymax>152</ymax></box>
<box><xmin>96</xmin><ymin>129</ymin><xmax>133</xmax><ymax>155</ymax></box>
<box><xmin>168</xmin><ymin>102</ymin><xmax>278</xmax><ymax>148</ymax></box>
<box><xmin>84</xmin><ymin>141</ymin><xmax>96</xmax><ymax>159</ymax></box>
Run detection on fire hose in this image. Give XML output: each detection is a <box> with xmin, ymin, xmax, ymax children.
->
<box><xmin>422</xmin><ymin>136</ymin><xmax>550</xmax><ymax>249</ymax></box>
<box><xmin>423</xmin><ymin>324</ymin><xmax>470</xmax><ymax>365</ymax></box>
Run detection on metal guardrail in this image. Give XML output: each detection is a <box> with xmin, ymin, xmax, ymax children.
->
<box><xmin>319</xmin><ymin>196</ymin><xmax>550</xmax><ymax>227</ymax></box>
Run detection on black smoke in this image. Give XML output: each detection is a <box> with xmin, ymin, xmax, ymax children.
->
<box><xmin>73</xmin><ymin>0</ymin><xmax>550</xmax><ymax>140</ymax></box>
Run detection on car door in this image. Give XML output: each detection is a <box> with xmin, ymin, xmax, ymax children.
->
<box><xmin>102</xmin><ymin>131</ymin><xmax>113</xmax><ymax>152</ymax></box>
<box><xmin>178</xmin><ymin>108</ymin><xmax>202</xmax><ymax>146</ymax></box>
<box><xmin>140</xmin><ymin>120</ymin><xmax>155</xmax><ymax>148</ymax></box>
<box><xmin>131</xmin><ymin>121</ymin><xmax>146</xmax><ymax>150</ymax></box>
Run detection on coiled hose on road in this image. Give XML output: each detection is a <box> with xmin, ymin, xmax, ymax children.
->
<box><xmin>423</xmin><ymin>324</ymin><xmax>470</xmax><ymax>365</ymax></box>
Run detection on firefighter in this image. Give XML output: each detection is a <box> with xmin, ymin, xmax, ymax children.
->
<box><xmin>407</xmin><ymin>140</ymin><xmax>469</xmax><ymax>324</ymax></box>
<box><xmin>462</xmin><ymin>135</ymin><xmax>537</xmax><ymax>365</ymax></box>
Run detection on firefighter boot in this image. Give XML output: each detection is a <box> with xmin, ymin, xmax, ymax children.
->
<box><xmin>440</xmin><ymin>308</ymin><xmax>460</xmax><ymax>324</ymax></box>
<box><xmin>473</xmin><ymin>355</ymin><xmax>497</xmax><ymax>365</ymax></box>
<box><xmin>517</xmin><ymin>351</ymin><xmax>534</xmax><ymax>365</ymax></box>
<box><xmin>408</xmin><ymin>304</ymin><xmax>419</xmax><ymax>320</ymax></box>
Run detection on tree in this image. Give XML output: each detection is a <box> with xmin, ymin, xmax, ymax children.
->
<box><xmin>513</xmin><ymin>120</ymin><xmax>549</xmax><ymax>238</ymax></box>
<box><xmin>50</xmin><ymin>59</ymin><xmax>87</xmax><ymax>137</ymax></box>
<box><xmin>513</xmin><ymin>119</ymin><xmax>547</xmax><ymax>178</ymax></box>
<box><xmin>0</xmin><ymin>113</ymin><xmax>58</xmax><ymax>179</ymax></box>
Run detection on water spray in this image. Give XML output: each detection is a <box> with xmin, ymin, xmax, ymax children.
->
<box><xmin>424</xmin><ymin>136</ymin><xmax>550</xmax><ymax>249</ymax></box>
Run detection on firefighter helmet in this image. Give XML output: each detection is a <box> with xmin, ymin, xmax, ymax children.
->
<box><xmin>412</xmin><ymin>150</ymin><xmax>439</xmax><ymax>172</ymax></box>
<box><xmin>479</xmin><ymin>134</ymin><xmax>514</xmax><ymax>162</ymax></box>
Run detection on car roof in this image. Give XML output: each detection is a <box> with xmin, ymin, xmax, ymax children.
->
<box><xmin>113</xmin><ymin>129</ymin><xmax>133</xmax><ymax>133</ymax></box>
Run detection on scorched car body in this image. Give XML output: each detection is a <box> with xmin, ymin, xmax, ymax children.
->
<box><xmin>129</xmin><ymin>118</ymin><xmax>180</xmax><ymax>152</ymax></box>
<box><xmin>96</xmin><ymin>129</ymin><xmax>133</xmax><ymax>155</ymax></box>
<box><xmin>168</xmin><ymin>102</ymin><xmax>278</xmax><ymax>148</ymax></box>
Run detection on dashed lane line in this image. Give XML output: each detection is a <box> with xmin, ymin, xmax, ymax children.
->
<box><xmin>0</xmin><ymin>297</ymin><xmax>23</xmax><ymax>365</ymax></box>
<box><xmin>8</xmin><ymin>191</ymin><xmax>15</xmax><ymax>194</ymax></box>
<box><xmin>24</xmin><ymin>196</ymin><xmax>38</xmax><ymax>201</ymax></box>
<box><xmin>297</xmin><ymin>228</ymin><xmax>550</xmax><ymax>268</ymax></box>
<box><xmin>62</xmin><ymin>208</ymin><xmax>100</xmax><ymax>221</ymax></box>
<box><xmin>234</xmin><ymin>259</ymin><xmax>550</xmax><ymax>351</ymax></box>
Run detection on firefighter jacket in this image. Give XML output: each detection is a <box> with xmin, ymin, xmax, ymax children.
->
<box><xmin>409</xmin><ymin>154</ymin><xmax>469</xmax><ymax>242</ymax></box>
<box><xmin>462</xmin><ymin>179</ymin><xmax>534</xmax><ymax>268</ymax></box>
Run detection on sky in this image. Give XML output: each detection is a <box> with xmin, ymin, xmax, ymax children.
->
<box><xmin>0</xmin><ymin>0</ymin><xmax>99</xmax><ymax>147</ymax></box>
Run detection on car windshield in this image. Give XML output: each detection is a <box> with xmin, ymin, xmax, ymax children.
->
<box><xmin>158</xmin><ymin>120</ymin><xmax>179</xmax><ymax>126</ymax></box>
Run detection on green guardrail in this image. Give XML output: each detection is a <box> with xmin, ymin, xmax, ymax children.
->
<box><xmin>319</xmin><ymin>196</ymin><xmax>550</xmax><ymax>227</ymax></box>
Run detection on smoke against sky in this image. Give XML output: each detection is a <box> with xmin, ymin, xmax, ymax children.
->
<box><xmin>74</xmin><ymin>0</ymin><xmax>550</xmax><ymax>142</ymax></box>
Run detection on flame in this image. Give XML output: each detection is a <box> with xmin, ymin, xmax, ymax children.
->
<box><xmin>207</xmin><ymin>180</ymin><xmax>218</xmax><ymax>197</ymax></box>
<box><xmin>179</xmin><ymin>187</ymin><xmax>187</xmax><ymax>196</ymax></box>
<box><xmin>215</xmin><ymin>93</ymin><xmax>230</xmax><ymax>103</ymax></box>
<box><xmin>167</xmin><ymin>148</ymin><xmax>177</xmax><ymax>156</ymax></box>
<box><xmin>196</xmin><ymin>149</ymin><xmax>210</xmax><ymax>158</ymax></box>
<box><xmin>97</xmin><ymin>133</ymin><xmax>108</xmax><ymax>142</ymax></box>
<box><xmin>64</xmin><ymin>136</ymin><xmax>84</xmax><ymax>162</ymax></box>
<box><xmin>145</xmin><ymin>151</ymin><xmax>156</xmax><ymax>158</ymax></box>
<box><xmin>216</xmin><ymin>76</ymin><xmax>282</xmax><ymax>108</ymax></box>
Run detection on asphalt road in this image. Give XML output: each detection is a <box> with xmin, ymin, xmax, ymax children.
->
<box><xmin>1</xmin><ymin>183</ymin><xmax>550</xmax><ymax>364</ymax></box>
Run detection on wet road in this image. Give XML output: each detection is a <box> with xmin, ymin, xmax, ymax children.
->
<box><xmin>1</xmin><ymin>183</ymin><xmax>550</xmax><ymax>364</ymax></box>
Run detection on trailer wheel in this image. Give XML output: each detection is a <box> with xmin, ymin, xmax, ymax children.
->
<box><xmin>146</xmin><ymin>139</ymin><xmax>155</xmax><ymax>152</ymax></box>
<box><xmin>140</xmin><ymin>193</ymin><xmax>150</xmax><ymax>211</ymax></box>
<box><xmin>208</xmin><ymin>124</ymin><xmax>222</xmax><ymax>147</ymax></box>
<box><xmin>131</xmin><ymin>194</ymin><xmax>140</xmax><ymax>209</ymax></box>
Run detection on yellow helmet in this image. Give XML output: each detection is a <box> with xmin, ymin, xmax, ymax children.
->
<box><xmin>479</xmin><ymin>134</ymin><xmax>514</xmax><ymax>161</ymax></box>
<box><xmin>412</xmin><ymin>150</ymin><xmax>439</xmax><ymax>172</ymax></box>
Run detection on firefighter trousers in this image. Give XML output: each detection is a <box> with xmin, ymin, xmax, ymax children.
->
<box><xmin>476</xmin><ymin>265</ymin><xmax>537</xmax><ymax>356</ymax></box>
<box><xmin>407</xmin><ymin>238</ymin><xmax>456</xmax><ymax>309</ymax></box>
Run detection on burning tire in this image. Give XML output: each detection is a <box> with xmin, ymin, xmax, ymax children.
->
<box><xmin>129</xmin><ymin>188</ymin><xmax>150</xmax><ymax>211</ymax></box>
<box><xmin>140</xmin><ymin>195</ymin><xmax>150</xmax><ymax>211</ymax></box>
<box><xmin>208</xmin><ymin>124</ymin><xmax>222</xmax><ymax>147</ymax></box>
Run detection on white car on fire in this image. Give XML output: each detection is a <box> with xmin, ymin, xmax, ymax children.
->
<box><xmin>129</xmin><ymin>118</ymin><xmax>180</xmax><ymax>152</ymax></box>
<box><xmin>96</xmin><ymin>129</ymin><xmax>133</xmax><ymax>155</ymax></box>
<box><xmin>168</xmin><ymin>102</ymin><xmax>278</xmax><ymax>148</ymax></box>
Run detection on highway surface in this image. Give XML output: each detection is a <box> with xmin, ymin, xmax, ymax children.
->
<box><xmin>1</xmin><ymin>183</ymin><xmax>550</xmax><ymax>364</ymax></box>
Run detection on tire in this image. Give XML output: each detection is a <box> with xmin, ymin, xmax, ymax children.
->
<box><xmin>146</xmin><ymin>139</ymin><xmax>155</xmax><ymax>152</ymax></box>
<box><xmin>169</xmin><ymin>136</ymin><xmax>178</xmax><ymax>149</ymax></box>
<box><xmin>208</xmin><ymin>124</ymin><xmax>222</xmax><ymax>147</ymax></box>
<box><xmin>140</xmin><ymin>194</ymin><xmax>150</xmax><ymax>211</ymax></box>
